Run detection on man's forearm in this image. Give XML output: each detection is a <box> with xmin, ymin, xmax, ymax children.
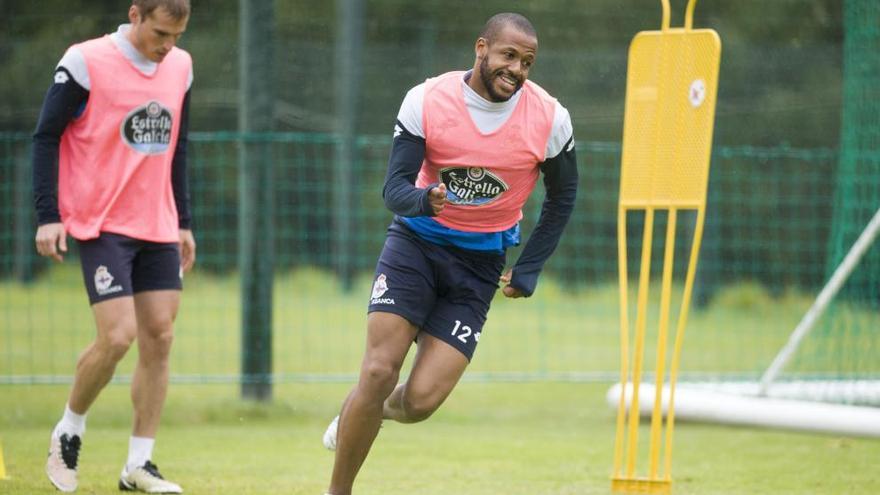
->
<box><xmin>382</xmin><ymin>120</ymin><xmax>434</xmax><ymax>217</ymax></box>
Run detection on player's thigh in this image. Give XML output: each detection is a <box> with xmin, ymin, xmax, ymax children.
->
<box><xmin>91</xmin><ymin>296</ymin><xmax>138</xmax><ymax>348</ymax></box>
<box><xmin>130</xmin><ymin>240</ymin><xmax>182</xmax><ymax>336</ymax></box>
<box><xmin>405</xmin><ymin>332</ymin><xmax>469</xmax><ymax>407</ymax></box>
<box><xmin>133</xmin><ymin>290</ymin><xmax>181</xmax><ymax>337</ymax></box>
<box><xmin>363</xmin><ymin>311</ymin><xmax>420</xmax><ymax>372</ymax></box>
<box><xmin>421</xmin><ymin>298</ymin><xmax>489</xmax><ymax>363</ymax></box>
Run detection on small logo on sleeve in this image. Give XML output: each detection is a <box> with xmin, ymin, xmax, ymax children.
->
<box><xmin>54</xmin><ymin>70</ymin><xmax>70</xmax><ymax>84</ymax></box>
<box><xmin>370</xmin><ymin>274</ymin><xmax>395</xmax><ymax>305</ymax></box>
<box><xmin>94</xmin><ymin>266</ymin><xmax>123</xmax><ymax>296</ymax></box>
<box><xmin>120</xmin><ymin>100</ymin><xmax>174</xmax><ymax>154</ymax></box>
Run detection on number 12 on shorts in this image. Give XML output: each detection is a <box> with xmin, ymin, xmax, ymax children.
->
<box><xmin>451</xmin><ymin>320</ymin><xmax>479</xmax><ymax>343</ymax></box>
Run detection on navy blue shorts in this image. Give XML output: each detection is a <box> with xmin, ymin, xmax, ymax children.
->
<box><xmin>77</xmin><ymin>232</ymin><xmax>182</xmax><ymax>305</ymax></box>
<box><xmin>368</xmin><ymin>220</ymin><xmax>505</xmax><ymax>360</ymax></box>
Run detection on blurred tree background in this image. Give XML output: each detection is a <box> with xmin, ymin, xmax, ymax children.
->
<box><xmin>1</xmin><ymin>0</ymin><xmax>843</xmax><ymax>146</ymax></box>
<box><xmin>0</xmin><ymin>0</ymin><xmax>854</xmax><ymax>296</ymax></box>
<box><xmin>4</xmin><ymin>0</ymin><xmax>878</xmax><ymax>387</ymax></box>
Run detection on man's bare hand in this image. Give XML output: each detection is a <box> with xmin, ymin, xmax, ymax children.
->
<box><xmin>499</xmin><ymin>269</ymin><xmax>524</xmax><ymax>298</ymax></box>
<box><xmin>429</xmin><ymin>183</ymin><xmax>449</xmax><ymax>215</ymax></box>
<box><xmin>35</xmin><ymin>223</ymin><xmax>68</xmax><ymax>262</ymax></box>
<box><xmin>179</xmin><ymin>229</ymin><xmax>196</xmax><ymax>272</ymax></box>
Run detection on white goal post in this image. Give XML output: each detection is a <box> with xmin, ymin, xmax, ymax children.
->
<box><xmin>608</xmin><ymin>383</ymin><xmax>880</xmax><ymax>438</ymax></box>
<box><xmin>759</xmin><ymin>206</ymin><xmax>880</xmax><ymax>395</ymax></box>
<box><xmin>609</xmin><ymin>206</ymin><xmax>880</xmax><ymax>437</ymax></box>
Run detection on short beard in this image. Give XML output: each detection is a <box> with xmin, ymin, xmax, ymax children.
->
<box><xmin>478</xmin><ymin>56</ymin><xmax>522</xmax><ymax>102</ymax></box>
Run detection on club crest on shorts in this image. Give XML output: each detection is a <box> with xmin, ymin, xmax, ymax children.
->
<box><xmin>372</xmin><ymin>273</ymin><xmax>388</xmax><ymax>298</ymax></box>
<box><xmin>370</xmin><ymin>274</ymin><xmax>394</xmax><ymax>305</ymax></box>
<box><xmin>440</xmin><ymin>166</ymin><xmax>509</xmax><ymax>205</ymax></box>
<box><xmin>94</xmin><ymin>265</ymin><xmax>123</xmax><ymax>296</ymax></box>
<box><xmin>120</xmin><ymin>100</ymin><xmax>174</xmax><ymax>154</ymax></box>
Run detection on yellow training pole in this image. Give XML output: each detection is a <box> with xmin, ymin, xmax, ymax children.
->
<box><xmin>624</xmin><ymin>207</ymin><xmax>656</xmax><ymax>477</ymax></box>
<box><xmin>0</xmin><ymin>439</ymin><xmax>7</xmax><ymax>479</ymax></box>
<box><xmin>660</xmin><ymin>0</ymin><xmax>670</xmax><ymax>31</ymax></box>
<box><xmin>611</xmin><ymin>0</ymin><xmax>720</xmax><ymax>491</ymax></box>
<box><xmin>612</xmin><ymin>207</ymin><xmax>630</xmax><ymax>479</ymax></box>
<box><xmin>684</xmin><ymin>0</ymin><xmax>698</xmax><ymax>30</ymax></box>
<box><xmin>648</xmin><ymin>208</ymin><xmax>677</xmax><ymax>480</ymax></box>
<box><xmin>664</xmin><ymin>207</ymin><xmax>706</xmax><ymax>476</ymax></box>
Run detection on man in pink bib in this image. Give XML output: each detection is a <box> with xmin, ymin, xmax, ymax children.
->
<box><xmin>322</xmin><ymin>13</ymin><xmax>578</xmax><ymax>495</ymax></box>
<box><xmin>32</xmin><ymin>1</ymin><xmax>194</xmax><ymax>492</ymax></box>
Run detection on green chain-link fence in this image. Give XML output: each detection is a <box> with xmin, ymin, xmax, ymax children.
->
<box><xmin>3</xmin><ymin>133</ymin><xmax>862</xmax><ymax>383</ymax></box>
<box><xmin>1</xmin><ymin>0</ymin><xmax>877</xmax><ymax>387</ymax></box>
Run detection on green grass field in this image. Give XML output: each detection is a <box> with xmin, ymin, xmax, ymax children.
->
<box><xmin>2</xmin><ymin>267</ymin><xmax>880</xmax><ymax>493</ymax></box>
<box><xmin>2</xmin><ymin>382</ymin><xmax>879</xmax><ymax>494</ymax></box>
<box><xmin>4</xmin><ymin>265</ymin><xmax>859</xmax><ymax>382</ymax></box>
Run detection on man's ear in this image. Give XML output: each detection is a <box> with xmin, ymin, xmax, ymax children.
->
<box><xmin>475</xmin><ymin>37</ymin><xmax>488</xmax><ymax>59</ymax></box>
<box><xmin>128</xmin><ymin>5</ymin><xmax>140</xmax><ymax>25</ymax></box>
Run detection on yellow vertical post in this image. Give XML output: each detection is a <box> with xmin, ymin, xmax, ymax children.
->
<box><xmin>612</xmin><ymin>208</ymin><xmax>630</xmax><ymax>478</ymax></box>
<box><xmin>611</xmin><ymin>0</ymin><xmax>721</xmax><ymax>493</ymax></box>
<box><xmin>649</xmin><ymin>208</ymin><xmax>677</xmax><ymax>479</ymax></box>
<box><xmin>625</xmin><ymin>206</ymin><xmax>655</xmax><ymax>477</ymax></box>
<box><xmin>0</xmin><ymin>439</ymin><xmax>7</xmax><ymax>479</ymax></box>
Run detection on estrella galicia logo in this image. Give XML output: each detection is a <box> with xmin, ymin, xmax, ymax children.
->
<box><xmin>120</xmin><ymin>100</ymin><xmax>173</xmax><ymax>154</ymax></box>
<box><xmin>440</xmin><ymin>167</ymin><xmax>509</xmax><ymax>206</ymax></box>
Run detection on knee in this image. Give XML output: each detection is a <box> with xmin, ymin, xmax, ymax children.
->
<box><xmin>147</xmin><ymin>329</ymin><xmax>175</xmax><ymax>353</ymax></box>
<box><xmin>401</xmin><ymin>389</ymin><xmax>442</xmax><ymax>423</ymax></box>
<box><xmin>361</xmin><ymin>359</ymin><xmax>400</xmax><ymax>396</ymax></box>
<box><xmin>97</xmin><ymin>330</ymin><xmax>136</xmax><ymax>362</ymax></box>
<box><xmin>140</xmin><ymin>326</ymin><xmax>175</xmax><ymax>358</ymax></box>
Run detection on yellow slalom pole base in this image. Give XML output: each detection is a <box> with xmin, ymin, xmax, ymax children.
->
<box><xmin>612</xmin><ymin>477</ymin><xmax>671</xmax><ymax>495</ymax></box>
<box><xmin>0</xmin><ymin>440</ymin><xmax>7</xmax><ymax>480</ymax></box>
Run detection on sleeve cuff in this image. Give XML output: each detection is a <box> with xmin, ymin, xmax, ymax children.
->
<box><xmin>37</xmin><ymin>213</ymin><xmax>62</xmax><ymax>226</ymax></box>
<box><xmin>509</xmin><ymin>270</ymin><xmax>538</xmax><ymax>298</ymax></box>
<box><xmin>421</xmin><ymin>182</ymin><xmax>439</xmax><ymax>217</ymax></box>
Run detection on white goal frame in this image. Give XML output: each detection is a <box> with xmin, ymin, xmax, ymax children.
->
<box><xmin>609</xmin><ymin>206</ymin><xmax>880</xmax><ymax>437</ymax></box>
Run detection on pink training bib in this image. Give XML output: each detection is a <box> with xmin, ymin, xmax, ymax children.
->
<box><xmin>416</xmin><ymin>71</ymin><xmax>557</xmax><ymax>232</ymax></box>
<box><xmin>58</xmin><ymin>35</ymin><xmax>191</xmax><ymax>242</ymax></box>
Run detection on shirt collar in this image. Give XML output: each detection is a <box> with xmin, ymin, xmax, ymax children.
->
<box><xmin>109</xmin><ymin>24</ymin><xmax>159</xmax><ymax>75</ymax></box>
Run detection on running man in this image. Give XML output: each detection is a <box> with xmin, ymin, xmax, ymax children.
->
<box><xmin>323</xmin><ymin>12</ymin><xmax>578</xmax><ymax>495</ymax></box>
<box><xmin>33</xmin><ymin>0</ymin><xmax>194</xmax><ymax>492</ymax></box>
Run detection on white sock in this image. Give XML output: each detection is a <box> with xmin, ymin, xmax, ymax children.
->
<box><xmin>126</xmin><ymin>436</ymin><xmax>155</xmax><ymax>471</ymax></box>
<box><xmin>54</xmin><ymin>404</ymin><xmax>86</xmax><ymax>437</ymax></box>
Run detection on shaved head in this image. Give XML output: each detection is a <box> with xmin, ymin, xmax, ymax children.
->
<box><xmin>479</xmin><ymin>13</ymin><xmax>537</xmax><ymax>44</ymax></box>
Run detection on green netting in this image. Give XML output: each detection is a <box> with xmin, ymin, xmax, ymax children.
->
<box><xmin>784</xmin><ymin>0</ymin><xmax>880</xmax><ymax>383</ymax></box>
<box><xmin>0</xmin><ymin>1</ymin><xmax>875</xmax><ymax>387</ymax></box>
<box><xmin>0</xmin><ymin>133</ymin><xmax>842</xmax><ymax>383</ymax></box>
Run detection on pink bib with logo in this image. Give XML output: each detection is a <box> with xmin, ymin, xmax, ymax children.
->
<box><xmin>58</xmin><ymin>36</ymin><xmax>191</xmax><ymax>242</ymax></box>
<box><xmin>415</xmin><ymin>71</ymin><xmax>557</xmax><ymax>232</ymax></box>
